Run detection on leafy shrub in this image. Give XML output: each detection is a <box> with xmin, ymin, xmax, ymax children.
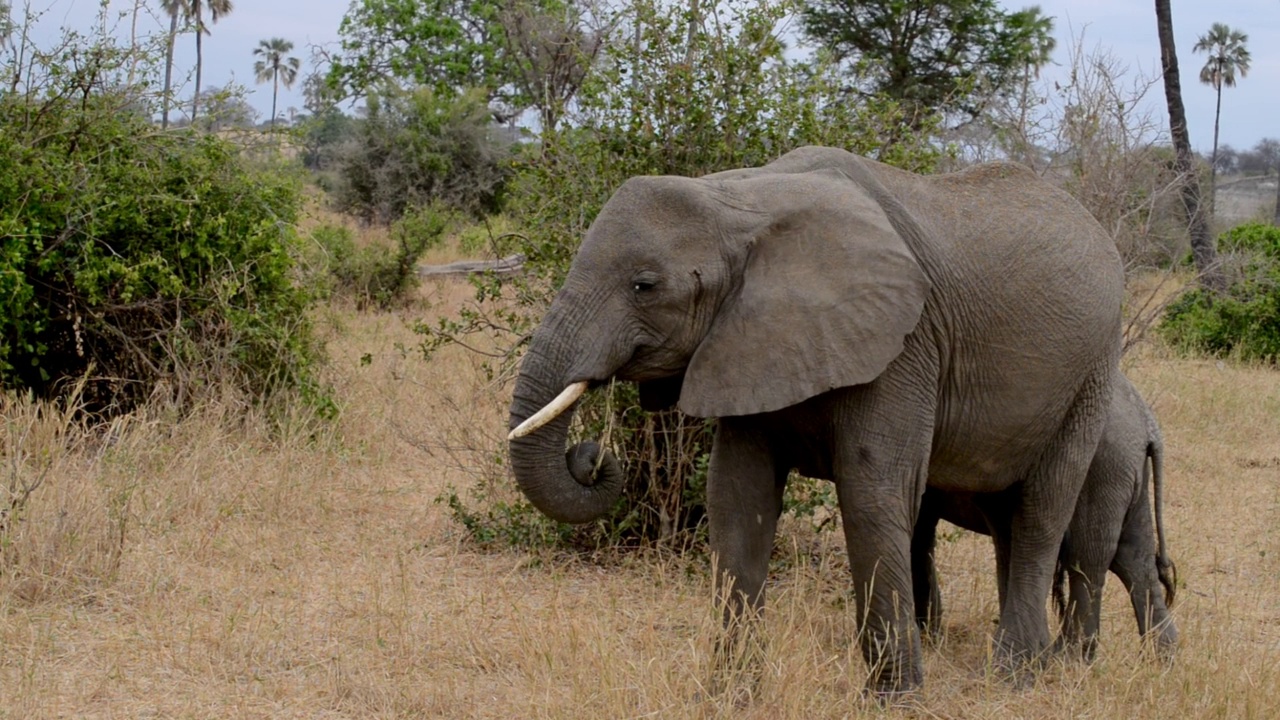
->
<box><xmin>1218</xmin><ymin>222</ymin><xmax>1280</xmax><ymax>259</ymax></box>
<box><xmin>0</xmin><ymin>39</ymin><xmax>326</xmax><ymax>416</ymax></box>
<box><xmin>1160</xmin><ymin>223</ymin><xmax>1280</xmax><ymax>362</ymax></box>
<box><xmin>332</xmin><ymin>85</ymin><xmax>513</xmax><ymax>223</ymax></box>
<box><xmin>297</xmin><ymin>106</ymin><xmax>357</xmax><ymax>171</ymax></box>
<box><xmin>308</xmin><ymin>205</ymin><xmax>451</xmax><ymax>310</ymax></box>
<box><xmin>421</xmin><ymin>0</ymin><xmax>944</xmax><ymax>551</ymax></box>
<box><xmin>454</xmin><ymin>214</ymin><xmax>518</xmax><ymax>256</ymax></box>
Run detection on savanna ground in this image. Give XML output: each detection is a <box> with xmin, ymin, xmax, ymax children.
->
<box><xmin>2</xmin><ymin>207</ymin><xmax>1279</xmax><ymax>719</ymax></box>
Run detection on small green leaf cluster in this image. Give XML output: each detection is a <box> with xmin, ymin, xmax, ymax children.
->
<box><xmin>1160</xmin><ymin>223</ymin><xmax>1280</xmax><ymax>363</ymax></box>
<box><xmin>422</xmin><ymin>0</ymin><xmax>943</xmax><ymax>552</ymax></box>
<box><xmin>0</xmin><ymin>44</ymin><xmax>326</xmax><ymax>416</ymax></box>
<box><xmin>438</xmin><ymin>490</ymin><xmax>582</xmax><ymax>551</ymax></box>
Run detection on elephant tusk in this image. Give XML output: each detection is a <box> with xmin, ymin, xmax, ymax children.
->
<box><xmin>508</xmin><ymin>381</ymin><xmax>589</xmax><ymax>440</ymax></box>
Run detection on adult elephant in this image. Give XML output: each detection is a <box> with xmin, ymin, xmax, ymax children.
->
<box><xmin>505</xmin><ymin>146</ymin><xmax>1124</xmax><ymax>694</ymax></box>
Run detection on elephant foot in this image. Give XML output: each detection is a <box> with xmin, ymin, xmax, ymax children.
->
<box><xmin>707</xmin><ymin>630</ymin><xmax>765</xmax><ymax>706</ymax></box>
<box><xmin>1149</xmin><ymin>622</ymin><xmax>1179</xmax><ymax>665</ymax></box>
<box><xmin>1049</xmin><ymin>635</ymin><xmax>1098</xmax><ymax>663</ymax></box>
<box><xmin>861</xmin><ymin>685</ymin><xmax>924</xmax><ymax>710</ymax></box>
<box><xmin>863</xmin><ymin>659</ymin><xmax>925</xmax><ymax>698</ymax></box>
<box><xmin>691</xmin><ymin>682</ymin><xmax>757</xmax><ymax>710</ymax></box>
<box><xmin>990</xmin><ymin>635</ymin><xmax>1051</xmax><ymax>688</ymax></box>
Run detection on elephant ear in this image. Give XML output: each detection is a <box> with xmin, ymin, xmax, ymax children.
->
<box><xmin>679</xmin><ymin>169</ymin><xmax>930</xmax><ymax>418</ymax></box>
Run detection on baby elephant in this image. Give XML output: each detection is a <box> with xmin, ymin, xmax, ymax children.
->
<box><xmin>912</xmin><ymin>375</ymin><xmax>1178</xmax><ymax>660</ymax></box>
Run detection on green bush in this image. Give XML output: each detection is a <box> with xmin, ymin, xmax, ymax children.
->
<box><xmin>297</xmin><ymin>106</ymin><xmax>357</xmax><ymax>171</ymax></box>
<box><xmin>1160</xmin><ymin>223</ymin><xmax>1280</xmax><ymax>362</ymax></box>
<box><xmin>0</xmin><ymin>40</ymin><xmax>327</xmax><ymax>416</ymax></box>
<box><xmin>422</xmin><ymin>0</ymin><xmax>943</xmax><ymax>552</ymax></box>
<box><xmin>331</xmin><ymin>85</ymin><xmax>513</xmax><ymax>223</ymax></box>
<box><xmin>1218</xmin><ymin>222</ymin><xmax>1280</xmax><ymax>259</ymax></box>
<box><xmin>308</xmin><ymin>205</ymin><xmax>450</xmax><ymax>310</ymax></box>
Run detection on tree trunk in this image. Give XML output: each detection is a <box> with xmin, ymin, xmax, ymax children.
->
<box><xmin>1209</xmin><ymin>83</ymin><xmax>1222</xmax><ymax>216</ymax></box>
<box><xmin>1273</xmin><ymin>164</ymin><xmax>1280</xmax><ymax>227</ymax></box>
<box><xmin>126</xmin><ymin>0</ymin><xmax>142</xmax><ymax>88</ymax></box>
<box><xmin>271</xmin><ymin>73</ymin><xmax>278</xmax><ymax>132</ymax></box>
<box><xmin>683</xmin><ymin>0</ymin><xmax>700</xmax><ymax>65</ymax></box>
<box><xmin>193</xmin><ymin>22</ymin><xmax>203</xmax><ymax>123</ymax></box>
<box><xmin>162</xmin><ymin>13</ymin><xmax>177</xmax><ymax>129</ymax></box>
<box><xmin>1155</xmin><ymin>0</ymin><xmax>1224</xmax><ymax>291</ymax></box>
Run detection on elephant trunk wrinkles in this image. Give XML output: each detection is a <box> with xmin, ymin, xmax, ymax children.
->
<box><xmin>507</xmin><ymin>337</ymin><xmax>624</xmax><ymax>525</ymax></box>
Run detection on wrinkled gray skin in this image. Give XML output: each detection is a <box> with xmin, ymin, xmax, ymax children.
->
<box><xmin>506</xmin><ymin>146</ymin><xmax>1124</xmax><ymax>694</ymax></box>
<box><xmin>912</xmin><ymin>374</ymin><xmax>1178</xmax><ymax>661</ymax></box>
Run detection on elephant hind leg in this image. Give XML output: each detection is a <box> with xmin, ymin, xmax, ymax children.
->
<box><xmin>1110</xmin><ymin>503</ymin><xmax>1179</xmax><ymax>659</ymax></box>
<box><xmin>995</xmin><ymin>370</ymin><xmax>1114</xmax><ymax>676</ymax></box>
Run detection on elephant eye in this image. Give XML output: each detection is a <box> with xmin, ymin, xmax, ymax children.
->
<box><xmin>633</xmin><ymin>280</ymin><xmax>656</xmax><ymax>293</ymax></box>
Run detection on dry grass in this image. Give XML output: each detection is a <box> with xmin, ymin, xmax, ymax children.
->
<box><xmin>3</xmin><ymin>268</ymin><xmax>1280</xmax><ymax>718</ymax></box>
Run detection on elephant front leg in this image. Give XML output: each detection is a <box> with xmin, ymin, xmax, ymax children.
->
<box><xmin>1057</xmin><ymin>506</ymin><xmax>1124</xmax><ymax>661</ymax></box>
<box><xmin>910</xmin><ymin>492</ymin><xmax>944</xmax><ymax>639</ymax></box>
<box><xmin>837</xmin><ymin>466</ymin><xmax>928</xmax><ymax>696</ymax></box>
<box><xmin>705</xmin><ymin>418</ymin><xmax>785</xmax><ymax>699</ymax></box>
<box><xmin>1059</xmin><ymin>556</ymin><xmax>1106</xmax><ymax>661</ymax></box>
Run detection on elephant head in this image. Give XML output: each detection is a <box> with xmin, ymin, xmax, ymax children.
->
<box><xmin>507</xmin><ymin>161</ymin><xmax>931</xmax><ymax>524</ymax></box>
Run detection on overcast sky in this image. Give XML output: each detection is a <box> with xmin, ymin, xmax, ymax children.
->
<box><xmin>14</xmin><ymin>0</ymin><xmax>1280</xmax><ymax>154</ymax></box>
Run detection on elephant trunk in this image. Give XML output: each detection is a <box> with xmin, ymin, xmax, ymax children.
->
<box><xmin>507</xmin><ymin>336</ymin><xmax>624</xmax><ymax>525</ymax></box>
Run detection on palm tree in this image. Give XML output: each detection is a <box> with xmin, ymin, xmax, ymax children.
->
<box><xmin>1011</xmin><ymin>5</ymin><xmax>1056</xmax><ymax>165</ymax></box>
<box><xmin>253</xmin><ymin>38</ymin><xmax>301</xmax><ymax>133</ymax></box>
<box><xmin>159</xmin><ymin>0</ymin><xmax>185</xmax><ymax>129</ymax></box>
<box><xmin>182</xmin><ymin>0</ymin><xmax>234</xmax><ymax>123</ymax></box>
<box><xmin>1155</xmin><ymin>0</ymin><xmax>1222</xmax><ymax>290</ymax></box>
<box><xmin>1193</xmin><ymin>23</ymin><xmax>1251</xmax><ymax>195</ymax></box>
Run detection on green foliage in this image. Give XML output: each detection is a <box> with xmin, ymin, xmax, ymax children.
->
<box><xmin>297</xmin><ymin>107</ymin><xmax>356</xmax><ymax>171</ymax></box>
<box><xmin>454</xmin><ymin>214</ymin><xmax>518</xmax><ymax>255</ymax></box>
<box><xmin>189</xmin><ymin>83</ymin><xmax>259</xmax><ymax>132</ymax></box>
<box><xmin>782</xmin><ymin>474</ymin><xmax>840</xmax><ymax>532</ymax></box>
<box><xmin>1193</xmin><ymin>23</ymin><xmax>1251</xmax><ymax>91</ymax></box>
<box><xmin>0</xmin><ymin>39</ymin><xmax>326</xmax><ymax>416</ymax></box>
<box><xmin>1160</xmin><ymin>223</ymin><xmax>1280</xmax><ymax>362</ymax></box>
<box><xmin>330</xmin><ymin>0</ymin><xmax>508</xmax><ymax>102</ymax></box>
<box><xmin>328</xmin><ymin>0</ymin><xmax>599</xmax><ymax>127</ymax></box>
<box><xmin>332</xmin><ymin>85</ymin><xmax>512</xmax><ymax>223</ymax></box>
<box><xmin>422</xmin><ymin>0</ymin><xmax>944</xmax><ymax>552</ymax></box>
<box><xmin>439</xmin><ymin>489</ymin><xmax>581</xmax><ymax>550</ymax></box>
<box><xmin>800</xmin><ymin>0</ymin><xmax>1055</xmax><ymax>124</ymax></box>
<box><xmin>1217</xmin><ymin>222</ymin><xmax>1280</xmax><ymax>258</ymax></box>
<box><xmin>307</xmin><ymin>205</ymin><xmax>451</xmax><ymax>309</ymax></box>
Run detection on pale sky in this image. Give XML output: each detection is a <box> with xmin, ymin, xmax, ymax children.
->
<box><xmin>13</xmin><ymin>0</ymin><xmax>1280</xmax><ymax>154</ymax></box>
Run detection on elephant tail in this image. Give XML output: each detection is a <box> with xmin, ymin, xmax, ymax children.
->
<box><xmin>1150</xmin><ymin>435</ymin><xmax>1177</xmax><ymax>607</ymax></box>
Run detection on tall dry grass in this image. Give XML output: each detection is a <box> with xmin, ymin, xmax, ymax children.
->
<box><xmin>2</xmin><ymin>268</ymin><xmax>1279</xmax><ymax>718</ymax></box>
